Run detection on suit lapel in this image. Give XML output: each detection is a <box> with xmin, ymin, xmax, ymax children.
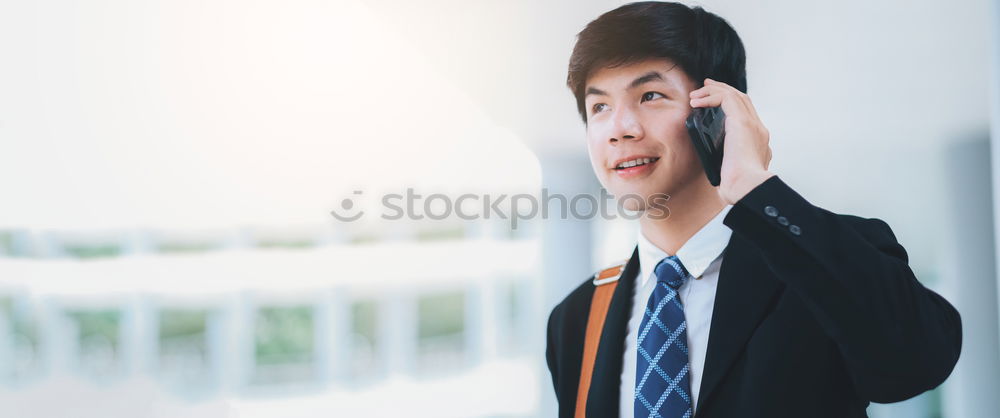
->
<box><xmin>586</xmin><ymin>245</ymin><xmax>640</xmax><ymax>418</ymax></box>
<box><xmin>694</xmin><ymin>231</ymin><xmax>784</xmax><ymax>415</ymax></box>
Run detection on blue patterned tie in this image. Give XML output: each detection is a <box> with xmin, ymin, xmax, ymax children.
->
<box><xmin>635</xmin><ymin>255</ymin><xmax>693</xmax><ymax>418</ymax></box>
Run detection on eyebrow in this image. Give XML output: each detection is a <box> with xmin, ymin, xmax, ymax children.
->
<box><xmin>585</xmin><ymin>71</ymin><xmax>670</xmax><ymax>98</ymax></box>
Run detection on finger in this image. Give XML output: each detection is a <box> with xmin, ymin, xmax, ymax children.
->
<box><xmin>696</xmin><ymin>80</ymin><xmax>748</xmax><ymax>116</ymax></box>
<box><xmin>692</xmin><ymin>78</ymin><xmax>726</xmax><ymax>97</ymax></box>
<box><xmin>689</xmin><ymin>93</ymin><xmax>721</xmax><ymax>108</ymax></box>
<box><xmin>691</xmin><ymin>78</ymin><xmax>729</xmax><ymax>98</ymax></box>
<box><xmin>689</xmin><ymin>83</ymin><xmax>733</xmax><ymax>105</ymax></box>
<box><xmin>689</xmin><ymin>86</ymin><xmax>712</xmax><ymax>98</ymax></box>
<box><xmin>690</xmin><ymin>87</ymin><xmax>750</xmax><ymax>125</ymax></box>
<box><xmin>705</xmin><ymin>79</ymin><xmax>759</xmax><ymax>120</ymax></box>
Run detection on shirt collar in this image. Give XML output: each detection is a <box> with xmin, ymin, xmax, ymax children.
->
<box><xmin>637</xmin><ymin>204</ymin><xmax>734</xmax><ymax>287</ymax></box>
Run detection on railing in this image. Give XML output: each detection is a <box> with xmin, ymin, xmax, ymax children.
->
<box><xmin>0</xmin><ymin>236</ymin><xmax>542</xmax><ymax>407</ymax></box>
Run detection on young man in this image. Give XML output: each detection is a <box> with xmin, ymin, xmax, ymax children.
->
<box><xmin>544</xmin><ymin>2</ymin><xmax>962</xmax><ymax>418</ymax></box>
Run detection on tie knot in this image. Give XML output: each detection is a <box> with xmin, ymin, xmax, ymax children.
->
<box><xmin>653</xmin><ymin>255</ymin><xmax>690</xmax><ymax>289</ymax></box>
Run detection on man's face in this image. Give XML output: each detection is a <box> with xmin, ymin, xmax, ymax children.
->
<box><xmin>584</xmin><ymin>58</ymin><xmax>704</xmax><ymax>211</ymax></box>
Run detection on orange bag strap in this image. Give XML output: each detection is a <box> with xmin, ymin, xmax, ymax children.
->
<box><xmin>574</xmin><ymin>261</ymin><xmax>626</xmax><ymax>418</ymax></box>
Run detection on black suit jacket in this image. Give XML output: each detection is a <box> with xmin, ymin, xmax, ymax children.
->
<box><xmin>546</xmin><ymin>175</ymin><xmax>962</xmax><ymax>418</ymax></box>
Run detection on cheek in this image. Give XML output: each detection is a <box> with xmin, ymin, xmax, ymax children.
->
<box><xmin>654</xmin><ymin>111</ymin><xmax>694</xmax><ymax>152</ymax></box>
<box><xmin>585</xmin><ymin>128</ymin><xmax>607</xmax><ymax>167</ymax></box>
<box><xmin>585</xmin><ymin>123</ymin><xmax>607</xmax><ymax>148</ymax></box>
<box><xmin>586</xmin><ymin>137</ymin><xmax>608</xmax><ymax>180</ymax></box>
<box><xmin>649</xmin><ymin>109</ymin><xmax>689</xmax><ymax>136</ymax></box>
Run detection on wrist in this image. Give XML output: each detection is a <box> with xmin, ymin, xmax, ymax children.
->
<box><xmin>726</xmin><ymin>170</ymin><xmax>775</xmax><ymax>204</ymax></box>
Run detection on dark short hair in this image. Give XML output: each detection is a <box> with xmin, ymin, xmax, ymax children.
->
<box><xmin>567</xmin><ymin>1</ymin><xmax>747</xmax><ymax>123</ymax></box>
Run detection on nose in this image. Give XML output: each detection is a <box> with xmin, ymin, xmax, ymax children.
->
<box><xmin>608</xmin><ymin>105</ymin><xmax>643</xmax><ymax>143</ymax></box>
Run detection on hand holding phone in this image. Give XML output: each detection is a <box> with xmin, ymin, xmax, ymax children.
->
<box><xmin>685</xmin><ymin>106</ymin><xmax>726</xmax><ymax>186</ymax></box>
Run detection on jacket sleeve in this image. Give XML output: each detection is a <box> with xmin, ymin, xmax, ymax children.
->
<box><xmin>722</xmin><ymin>174</ymin><xmax>962</xmax><ymax>403</ymax></box>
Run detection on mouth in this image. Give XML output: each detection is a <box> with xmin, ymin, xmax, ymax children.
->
<box><xmin>611</xmin><ymin>156</ymin><xmax>660</xmax><ymax>179</ymax></box>
<box><xmin>612</xmin><ymin>156</ymin><xmax>660</xmax><ymax>170</ymax></box>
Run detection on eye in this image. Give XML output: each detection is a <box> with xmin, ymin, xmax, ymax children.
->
<box><xmin>641</xmin><ymin>91</ymin><xmax>666</xmax><ymax>102</ymax></box>
<box><xmin>591</xmin><ymin>103</ymin><xmax>609</xmax><ymax>114</ymax></box>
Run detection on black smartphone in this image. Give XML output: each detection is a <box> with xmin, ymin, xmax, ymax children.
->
<box><xmin>685</xmin><ymin>106</ymin><xmax>726</xmax><ymax>186</ymax></box>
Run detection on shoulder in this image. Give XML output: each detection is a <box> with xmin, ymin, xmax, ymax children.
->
<box><xmin>548</xmin><ymin>259</ymin><xmax>629</xmax><ymax>327</ymax></box>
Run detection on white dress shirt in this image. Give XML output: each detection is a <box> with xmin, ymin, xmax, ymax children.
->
<box><xmin>619</xmin><ymin>204</ymin><xmax>734</xmax><ymax>417</ymax></box>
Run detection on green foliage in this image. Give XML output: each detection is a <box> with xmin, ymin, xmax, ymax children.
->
<box><xmin>159</xmin><ymin>309</ymin><xmax>207</xmax><ymax>341</ymax></box>
<box><xmin>351</xmin><ymin>300</ymin><xmax>378</xmax><ymax>346</ymax></box>
<box><xmin>67</xmin><ymin>310</ymin><xmax>120</xmax><ymax>349</ymax></box>
<box><xmin>254</xmin><ymin>306</ymin><xmax>314</xmax><ymax>365</ymax></box>
<box><xmin>349</xmin><ymin>232</ymin><xmax>379</xmax><ymax>245</ymax></box>
<box><xmin>415</xmin><ymin>225</ymin><xmax>465</xmax><ymax>242</ymax></box>
<box><xmin>0</xmin><ymin>231</ymin><xmax>12</xmax><ymax>255</ymax></box>
<box><xmin>1</xmin><ymin>297</ymin><xmax>38</xmax><ymax>352</ymax></box>
<box><xmin>417</xmin><ymin>291</ymin><xmax>465</xmax><ymax>339</ymax></box>
<box><xmin>62</xmin><ymin>244</ymin><xmax>122</xmax><ymax>259</ymax></box>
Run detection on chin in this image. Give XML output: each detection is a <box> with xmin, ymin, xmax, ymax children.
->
<box><xmin>619</xmin><ymin>197</ymin><xmax>644</xmax><ymax>212</ymax></box>
<box><xmin>609</xmin><ymin>184</ymin><xmax>673</xmax><ymax>212</ymax></box>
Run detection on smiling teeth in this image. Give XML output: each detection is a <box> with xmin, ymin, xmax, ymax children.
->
<box><xmin>617</xmin><ymin>157</ymin><xmax>658</xmax><ymax>169</ymax></box>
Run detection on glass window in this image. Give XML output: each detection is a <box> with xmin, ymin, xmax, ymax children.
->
<box><xmin>252</xmin><ymin>306</ymin><xmax>315</xmax><ymax>385</ymax></box>
<box><xmin>416</xmin><ymin>290</ymin><xmax>465</xmax><ymax>376</ymax></box>
<box><xmin>158</xmin><ymin>308</ymin><xmax>210</xmax><ymax>389</ymax></box>
<box><xmin>66</xmin><ymin>310</ymin><xmax>121</xmax><ymax>378</ymax></box>
<box><xmin>349</xmin><ymin>299</ymin><xmax>379</xmax><ymax>382</ymax></box>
